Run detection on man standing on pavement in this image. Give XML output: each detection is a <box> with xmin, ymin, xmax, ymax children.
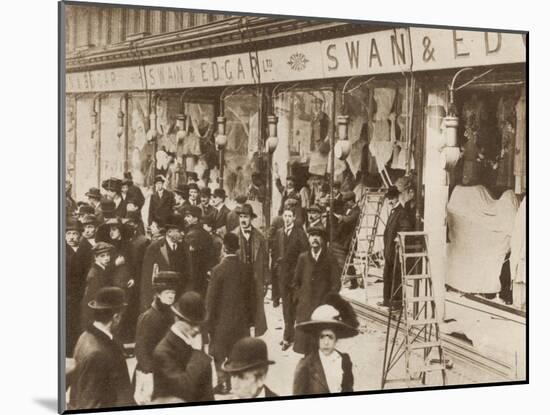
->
<box><xmin>133</xmin><ymin>272</ymin><xmax>178</xmax><ymax>405</ymax></box>
<box><xmin>211</xmin><ymin>188</ymin><xmax>230</xmax><ymax>236</ymax></box>
<box><xmin>333</xmin><ymin>191</ymin><xmax>361</xmax><ymax>289</ymax></box>
<box><xmin>206</xmin><ymin>233</ymin><xmax>256</xmax><ymax>395</ymax></box>
<box><xmin>85</xmin><ymin>187</ymin><xmax>103</xmax><ymax>218</ymax></box>
<box><xmin>199</xmin><ymin>187</ymin><xmax>214</xmax><ymax>219</ymax></box>
<box><xmin>69</xmin><ymin>287</ymin><xmax>134</xmax><ymax>410</ymax></box>
<box><xmin>293</xmin><ymin>226</ymin><xmax>341</xmax><ymax>354</ymax></box>
<box><xmin>152</xmin><ymin>291</ymin><xmax>214</xmax><ymax>403</ymax></box>
<box><xmin>148</xmin><ymin>175</ymin><xmax>174</xmax><ymax>229</ymax></box>
<box><xmin>276</xmin><ymin>207</ymin><xmax>309</xmax><ymax>351</ymax></box>
<box><xmin>226</xmin><ymin>194</ymin><xmax>248</xmax><ymax>232</ymax></box>
<box><xmin>233</xmin><ymin>203</ymin><xmax>268</xmax><ymax>337</ymax></box>
<box><xmin>121</xmin><ymin>172</ymin><xmax>145</xmax><ymax>211</ymax></box>
<box><xmin>222</xmin><ymin>337</ymin><xmax>278</xmax><ymax>398</ymax></box>
<box><xmin>183</xmin><ymin>205</ymin><xmax>215</xmax><ymax>296</ymax></box>
<box><xmin>140</xmin><ymin>214</ymin><xmax>190</xmax><ymax>313</ymax></box>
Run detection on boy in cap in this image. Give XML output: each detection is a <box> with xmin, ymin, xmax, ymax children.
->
<box><xmin>152</xmin><ymin>292</ymin><xmax>214</xmax><ymax>402</ymax></box>
<box><xmin>70</xmin><ymin>287</ymin><xmax>134</xmax><ymax>409</ymax></box>
<box><xmin>148</xmin><ymin>175</ymin><xmax>175</xmax><ymax>228</ymax></box>
<box><xmin>134</xmin><ymin>272</ymin><xmax>179</xmax><ymax>405</ymax></box>
<box><xmin>206</xmin><ymin>233</ymin><xmax>256</xmax><ymax>395</ymax></box>
<box><xmin>222</xmin><ymin>337</ymin><xmax>277</xmax><ymax>398</ymax></box>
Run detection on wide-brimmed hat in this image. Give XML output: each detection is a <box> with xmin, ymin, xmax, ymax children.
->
<box><xmin>183</xmin><ymin>205</ymin><xmax>202</xmax><ymax>219</ymax></box>
<box><xmin>236</xmin><ymin>203</ymin><xmax>257</xmax><ymax>218</ymax></box>
<box><xmin>306</xmin><ymin>225</ymin><xmax>327</xmax><ymax>239</ymax></box>
<box><xmin>88</xmin><ymin>286</ymin><xmax>127</xmax><ymax>310</ymax></box>
<box><xmin>171</xmin><ymin>291</ymin><xmax>206</xmax><ymax>325</ymax></box>
<box><xmin>85</xmin><ymin>187</ymin><xmax>102</xmax><ymax>200</ymax></box>
<box><xmin>92</xmin><ymin>242</ymin><xmax>114</xmax><ymax>256</ymax></box>
<box><xmin>96</xmin><ymin>218</ymin><xmax>132</xmax><ymax>242</ymax></box>
<box><xmin>153</xmin><ymin>271</ymin><xmax>180</xmax><ymax>292</ymax></box>
<box><xmin>102</xmin><ymin>177</ymin><xmax>122</xmax><ymax>193</ymax></box>
<box><xmin>66</xmin><ymin>217</ymin><xmax>82</xmax><ymax>232</ymax></box>
<box><xmin>222</xmin><ymin>337</ymin><xmax>275</xmax><ymax>373</ymax></box>
<box><xmin>295</xmin><ymin>294</ymin><xmax>359</xmax><ymax>339</ymax></box>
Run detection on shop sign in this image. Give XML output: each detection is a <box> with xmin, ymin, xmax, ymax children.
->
<box><xmin>66</xmin><ymin>28</ymin><xmax>525</xmax><ymax>93</ymax></box>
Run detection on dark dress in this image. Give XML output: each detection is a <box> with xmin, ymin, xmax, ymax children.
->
<box><xmin>69</xmin><ymin>325</ymin><xmax>135</xmax><ymax>410</ymax></box>
<box><xmin>293</xmin><ymin>350</ymin><xmax>354</xmax><ymax>395</ymax></box>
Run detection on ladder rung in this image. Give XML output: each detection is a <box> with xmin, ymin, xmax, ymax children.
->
<box><xmin>407</xmin><ymin>341</ymin><xmax>441</xmax><ymax>350</ymax></box>
<box><xmin>402</xmin><ymin>252</ymin><xmax>427</xmax><ymax>258</ymax></box>
<box><xmin>407</xmin><ymin>318</ymin><xmax>437</xmax><ymax>326</ymax></box>
<box><xmin>404</xmin><ymin>274</ymin><xmax>430</xmax><ymax>280</ymax></box>
<box><xmin>415</xmin><ymin>363</ymin><xmax>445</xmax><ymax>373</ymax></box>
<box><xmin>405</xmin><ymin>296</ymin><xmax>435</xmax><ymax>303</ymax></box>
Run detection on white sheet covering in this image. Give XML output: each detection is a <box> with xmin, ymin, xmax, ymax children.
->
<box><xmin>446</xmin><ymin>185</ymin><xmax>518</xmax><ymax>294</ymax></box>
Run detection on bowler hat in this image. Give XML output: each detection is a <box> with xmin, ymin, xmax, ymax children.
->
<box><xmin>236</xmin><ymin>203</ymin><xmax>257</xmax><ymax>218</ymax></box>
<box><xmin>153</xmin><ymin>271</ymin><xmax>180</xmax><ymax>292</ymax></box>
<box><xmin>283</xmin><ymin>198</ymin><xmax>299</xmax><ymax>210</ymax></box>
<box><xmin>183</xmin><ymin>205</ymin><xmax>202</xmax><ymax>219</ymax></box>
<box><xmin>213</xmin><ymin>188</ymin><xmax>226</xmax><ymax>200</ymax></box>
<box><xmin>76</xmin><ymin>204</ymin><xmax>95</xmax><ymax>216</ymax></box>
<box><xmin>88</xmin><ymin>286</ymin><xmax>127</xmax><ymax>310</ymax></box>
<box><xmin>222</xmin><ymin>337</ymin><xmax>275</xmax><ymax>373</ymax></box>
<box><xmin>200</xmin><ymin>187</ymin><xmax>211</xmax><ymax>198</ymax></box>
<box><xmin>296</xmin><ymin>293</ymin><xmax>359</xmax><ymax>339</ymax></box>
<box><xmin>66</xmin><ymin>217</ymin><xmax>82</xmax><ymax>232</ymax></box>
<box><xmin>92</xmin><ymin>242</ymin><xmax>114</xmax><ymax>256</ymax></box>
<box><xmin>154</xmin><ymin>175</ymin><xmax>166</xmax><ymax>184</ymax></box>
<box><xmin>187</xmin><ymin>172</ymin><xmax>199</xmax><ymax>182</ymax></box>
<box><xmin>102</xmin><ymin>177</ymin><xmax>122</xmax><ymax>193</ymax></box>
<box><xmin>165</xmin><ymin>213</ymin><xmax>183</xmax><ymax>230</ymax></box>
<box><xmin>307</xmin><ymin>225</ymin><xmax>327</xmax><ymax>239</ymax></box>
<box><xmin>223</xmin><ymin>232</ymin><xmax>240</xmax><ymax>252</ymax></box>
<box><xmin>85</xmin><ymin>187</ymin><xmax>102</xmax><ymax>200</ymax></box>
<box><xmin>173</xmin><ymin>184</ymin><xmax>189</xmax><ymax>198</ymax></box>
<box><xmin>80</xmin><ymin>214</ymin><xmax>98</xmax><ymax>225</ymax></box>
<box><xmin>171</xmin><ymin>291</ymin><xmax>206</xmax><ymax>325</ymax></box>
<box><xmin>99</xmin><ymin>199</ymin><xmax>116</xmax><ymax>215</ymax></box>
<box><xmin>187</xmin><ymin>182</ymin><xmax>200</xmax><ymax>192</ymax></box>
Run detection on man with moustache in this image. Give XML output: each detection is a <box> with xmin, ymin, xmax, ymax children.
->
<box><xmin>233</xmin><ymin>204</ymin><xmax>268</xmax><ymax>337</ymax></box>
<box><xmin>152</xmin><ymin>291</ymin><xmax>214</xmax><ymax>403</ymax></box>
<box><xmin>69</xmin><ymin>287</ymin><xmax>134</xmax><ymax>409</ymax></box>
<box><xmin>275</xmin><ymin>207</ymin><xmax>309</xmax><ymax>351</ymax></box>
<box><xmin>293</xmin><ymin>227</ymin><xmax>341</xmax><ymax>354</ymax></box>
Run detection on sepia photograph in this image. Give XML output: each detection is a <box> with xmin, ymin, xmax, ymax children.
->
<box><xmin>59</xmin><ymin>1</ymin><xmax>527</xmax><ymax>412</ymax></box>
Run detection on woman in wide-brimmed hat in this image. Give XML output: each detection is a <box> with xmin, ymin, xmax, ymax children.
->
<box><xmin>293</xmin><ymin>293</ymin><xmax>359</xmax><ymax>396</ymax></box>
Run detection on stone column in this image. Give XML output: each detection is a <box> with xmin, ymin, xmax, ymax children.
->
<box><xmin>423</xmin><ymin>89</ymin><xmax>448</xmax><ymax>320</ymax></box>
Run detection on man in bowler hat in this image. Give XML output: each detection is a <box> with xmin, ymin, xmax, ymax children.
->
<box><xmin>152</xmin><ymin>291</ymin><xmax>214</xmax><ymax>403</ymax></box>
<box><xmin>206</xmin><ymin>233</ymin><xmax>256</xmax><ymax>395</ymax></box>
<box><xmin>222</xmin><ymin>337</ymin><xmax>278</xmax><ymax>398</ymax></box>
<box><xmin>69</xmin><ymin>287</ymin><xmax>134</xmax><ymax>409</ymax></box>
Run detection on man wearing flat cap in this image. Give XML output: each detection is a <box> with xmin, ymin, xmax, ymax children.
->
<box><xmin>233</xmin><ymin>203</ymin><xmax>268</xmax><ymax>337</ymax></box>
<box><xmin>80</xmin><ymin>242</ymin><xmax>116</xmax><ymax>333</ymax></box>
<box><xmin>133</xmin><ymin>272</ymin><xmax>179</xmax><ymax>405</ymax></box>
<box><xmin>140</xmin><ymin>214</ymin><xmax>190</xmax><ymax>313</ymax></box>
<box><xmin>69</xmin><ymin>287</ymin><xmax>134</xmax><ymax>409</ymax></box>
<box><xmin>183</xmin><ymin>205</ymin><xmax>215</xmax><ymax>297</ymax></box>
<box><xmin>206</xmin><ymin>233</ymin><xmax>256</xmax><ymax>395</ymax></box>
<box><xmin>222</xmin><ymin>337</ymin><xmax>277</xmax><ymax>398</ymax></box>
<box><xmin>148</xmin><ymin>175</ymin><xmax>175</xmax><ymax>229</ymax></box>
<box><xmin>152</xmin><ymin>291</ymin><xmax>214</xmax><ymax>403</ymax></box>
<box><xmin>293</xmin><ymin>226</ymin><xmax>341</xmax><ymax>354</ymax></box>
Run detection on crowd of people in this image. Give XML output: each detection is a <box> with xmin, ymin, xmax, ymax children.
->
<box><xmin>64</xmin><ymin>169</ymin><xmax>386</xmax><ymax>410</ymax></box>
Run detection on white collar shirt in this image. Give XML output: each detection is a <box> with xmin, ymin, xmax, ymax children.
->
<box><xmin>318</xmin><ymin>350</ymin><xmax>343</xmax><ymax>393</ymax></box>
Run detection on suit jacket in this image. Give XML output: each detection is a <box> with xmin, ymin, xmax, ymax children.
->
<box><xmin>275</xmin><ymin>226</ymin><xmax>309</xmax><ymax>288</ymax></box>
<box><xmin>148</xmin><ymin>190</ymin><xmax>175</xmax><ymax>226</ymax></box>
<box><xmin>383</xmin><ymin>204</ymin><xmax>413</xmax><ymax>263</ymax></box>
<box><xmin>140</xmin><ymin>238</ymin><xmax>191</xmax><ymax>312</ymax></box>
<box><xmin>212</xmin><ymin>205</ymin><xmax>230</xmax><ymax>233</ymax></box>
<box><xmin>135</xmin><ymin>297</ymin><xmax>174</xmax><ymax>374</ymax></box>
<box><xmin>233</xmin><ymin>227</ymin><xmax>268</xmax><ymax>336</ymax></box>
<box><xmin>200</xmin><ymin>204</ymin><xmax>215</xmax><ymax>221</ymax></box>
<box><xmin>293</xmin><ymin>248</ymin><xmax>341</xmax><ymax>354</ymax></box>
<box><xmin>80</xmin><ymin>264</ymin><xmax>113</xmax><ymax>332</ymax></box>
<box><xmin>206</xmin><ymin>256</ymin><xmax>256</xmax><ymax>361</ymax></box>
<box><xmin>334</xmin><ymin>205</ymin><xmax>360</xmax><ymax>250</ymax></box>
<box><xmin>69</xmin><ymin>325</ymin><xmax>134</xmax><ymax>410</ymax></box>
<box><xmin>152</xmin><ymin>330</ymin><xmax>214</xmax><ymax>402</ymax></box>
<box><xmin>184</xmin><ymin>224</ymin><xmax>215</xmax><ymax>296</ymax></box>
<box><xmin>293</xmin><ymin>351</ymin><xmax>353</xmax><ymax>395</ymax></box>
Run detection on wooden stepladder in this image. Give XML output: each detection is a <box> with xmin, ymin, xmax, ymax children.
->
<box><xmin>380</xmin><ymin>231</ymin><xmax>447</xmax><ymax>389</ymax></box>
